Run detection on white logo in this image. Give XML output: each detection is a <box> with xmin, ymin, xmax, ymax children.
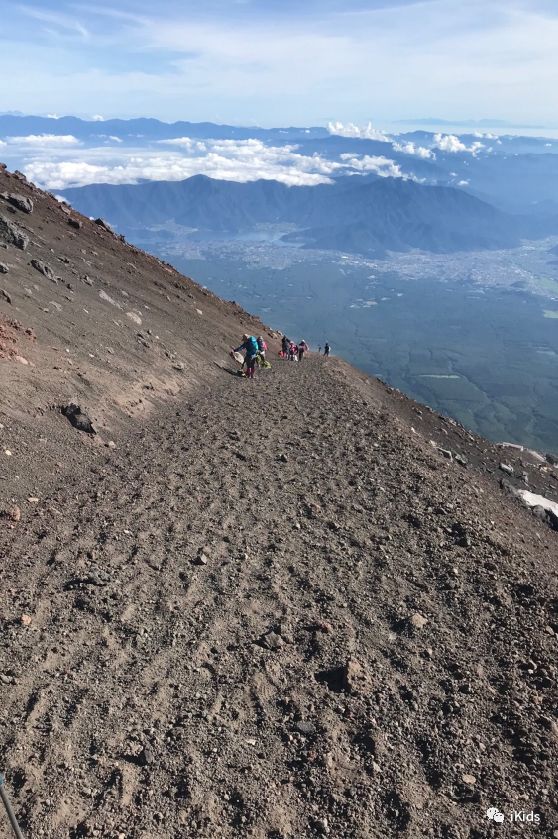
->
<box><xmin>487</xmin><ymin>807</ymin><xmax>505</xmax><ymax>824</ymax></box>
<box><xmin>486</xmin><ymin>807</ymin><xmax>541</xmax><ymax>825</ymax></box>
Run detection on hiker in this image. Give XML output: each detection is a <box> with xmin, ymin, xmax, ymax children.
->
<box><xmin>324</xmin><ymin>342</ymin><xmax>330</xmax><ymax>357</ymax></box>
<box><xmin>288</xmin><ymin>341</ymin><xmax>297</xmax><ymax>361</ymax></box>
<box><xmin>298</xmin><ymin>339</ymin><xmax>308</xmax><ymax>361</ymax></box>
<box><xmin>257</xmin><ymin>336</ymin><xmax>268</xmax><ymax>360</ymax></box>
<box><xmin>231</xmin><ymin>333</ymin><xmax>259</xmax><ymax>379</ymax></box>
<box><xmin>281</xmin><ymin>335</ymin><xmax>289</xmax><ymax>358</ymax></box>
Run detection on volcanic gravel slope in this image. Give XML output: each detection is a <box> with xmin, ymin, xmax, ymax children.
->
<box><xmin>0</xmin><ymin>167</ymin><xmax>557</xmax><ymax>839</ymax></box>
<box><xmin>0</xmin><ymin>164</ymin><xmax>273</xmax><ymax>506</ymax></box>
<box><xmin>1</xmin><ymin>355</ymin><xmax>557</xmax><ymax>839</ymax></box>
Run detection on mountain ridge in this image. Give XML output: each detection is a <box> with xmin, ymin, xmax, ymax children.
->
<box><xmin>59</xmin><ymin>173</ymin><xmax>541</xmax><ymax>256</ymax></box>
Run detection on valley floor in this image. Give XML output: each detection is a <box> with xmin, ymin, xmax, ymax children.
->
<box><xmin>1</xmin><ymin>356</ymin><xmax>557</xmax><ymax>839</ymax></box>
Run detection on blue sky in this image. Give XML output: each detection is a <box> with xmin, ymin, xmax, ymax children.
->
<box><xmin>1</xmin><ymin>0</ymin><xmax>557</xmax><ymax>126</ymax></box>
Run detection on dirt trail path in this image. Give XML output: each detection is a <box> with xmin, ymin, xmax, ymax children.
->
<box><xmin>1</xmin><ymin>356</ymin><xmax>557</xmax><ymax>839</ymax></box>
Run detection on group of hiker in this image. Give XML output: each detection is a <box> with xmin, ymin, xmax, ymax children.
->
<box><xmin>280</xmin><ymin>335</ymin><xmax>309</xmax><ymax>361</ymax></box>
<box><xmin>231</xmin><ymin>333</ymin><xmax>330</xmax><ymax>379</ymax></box>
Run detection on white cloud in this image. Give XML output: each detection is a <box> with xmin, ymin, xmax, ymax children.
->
<box><xmin>22</xmin><ymin>139</ymin><xmax>346</xmax><ymax>189</ymax></box>
<box><xmin>433</xmin><ymin>133</ymin><xmax>485</xmax><ymax>155</ymax></box>
<box><xmin>457</xmin><ymin>179</ymin><xmax>470</xmax><ymax>186</ymax></box>
<box><xmin>339</xmin><ymin>153</ymin><xmax>407</xmax><ymax>179</ymax></box>
<box><xmin>91</xmin><ymin>114</ymin><xmax>105</xmax><ymax>122</ymax></box>
<box><xmin>392</xmin><ymin>141</ymin><xmax>435</xmax><ymax>159</ymax></box>
<box><xmin>158</xmin><ymin>137</ymin><xmax>209</xmax><ymax>152</ymax></box>
<box><xmin>18</xmin><ymin>135</ymin><xmax>423</xmax><ymax>190</ymax></box>
<box><xmin>328</xmin><ymin>121</ymin><xmax>392</xmax><ymax>142</ymax></box>
<box><xmin>5</xmin><ymin>134</ymin><xmax>428</xmax><ymax>191</ymax></box>
<box><xmin>4</xmin><ymin>134</ymin><xmax>81</xmax><ymax>147</ymax></box>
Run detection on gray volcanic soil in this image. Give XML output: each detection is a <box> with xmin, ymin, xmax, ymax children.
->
<box><xmin>0</xmin><ymin>167</ymin><xmax>557</xmax><ymax>838</ymax></box>
<box><xmin>2</xmin><ymin>357</ymin><xmax>558</xmax><ymax>839</ymax></box>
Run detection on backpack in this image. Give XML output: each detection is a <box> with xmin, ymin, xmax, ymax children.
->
<box><xmin>246</xmin><ymin>336</ymin><xmax>259</xmax><ymax>356</ymax></box>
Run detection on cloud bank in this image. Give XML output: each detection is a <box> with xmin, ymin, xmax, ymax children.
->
<box><xmin>14</xmin><ymin>136</ymin><xmax>417</xmax><ymax>190</ymax></box>
<box><xmin>4</xmin><ymin>134</ymin><xmax>81</xmax><ymax>147</ymax></box>
<box><xmin>22</xmin><ymin>139</ymin><xmax>344</xmax><ymax>189</ymax></box>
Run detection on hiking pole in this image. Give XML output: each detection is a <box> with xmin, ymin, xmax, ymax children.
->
<box><xmin>0</xmin><ymin>773</ymin><xmax>25</xmax><ymax>839</ymax></box>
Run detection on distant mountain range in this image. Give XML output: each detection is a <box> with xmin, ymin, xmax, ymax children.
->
<box><xmin>60</xmin><ymin>174</ymin><xmax>556</xmax><ymax>257</ymax></box>
<box><xmin>3</xmin><ymin>114</ymin><xmax>558</xmax><ymax>216</ymax></box>
<box><xmin>0</xmin><ymin>114</ymin><xmax>328</xmax><ymax>143</ymax></box>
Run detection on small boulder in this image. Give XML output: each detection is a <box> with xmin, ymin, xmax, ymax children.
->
<box><xmin>342</xmin><ymin>657</ymin><xmax>370</xmax><ymax>694</ymax></box>
<box><xmin>68</xmin><ymin>217</ymin><xmax>82</xmax><ymax>230</ymax></box>
<box><xmin>126</xmin><ymin>311</ymin><xmax>142</xmax><ymax>326</ymax></box>
<box><xmin>295</xmin><ymin>720</ymin><xmax>316</xmax><ymax>736</ymax></box>
<box><xmin>61</xmin><ymin>403</ymin><xmax>95</xmax><ymax>434</ymax></box>
<box><xmin>1</xmin><ymin>288</ymin><xmax>11</xmax><ymax>304</ymax></box>
<box><xmin>0</xmin><ymin>216</ymin><xmax>29</xmax><ymax>250</ymax></box>
<box><xmin>0</xmin><ymin>263</ymin><xmax>9</xmax><ymax>274</ymax></box>
<box><xmin>259</xmin><ymin>630</ymin><xmax>284</xmax><ymax>651</ymax></box>
<box><xmin>2</xmin><ymin>193</ymin><xmax>33</xmax><ymax>214</ymax></box>
<box><xmin>5</xmin><ymin>504</ymin><xmax>21</xmax><ymax>522</ymax></box>
<box><xmin>30</xmin><ymin>259</ymin><xmax>56</xmax><ymax>282</ymax></box>
<box><xmin>94</xmin><ymin>218</ymin><xmax>113</xmax><ymax>232</ymax></box>
<box><xmin>410</xmin><ymin>612</ymin><xmax>428</xmax><ymax>630</ymax></box>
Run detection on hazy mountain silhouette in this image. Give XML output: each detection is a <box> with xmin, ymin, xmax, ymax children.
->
<box><xmin>60</xmin><ymin>173</ymin><xmax>551</xmax><ymax>256</ymax></box>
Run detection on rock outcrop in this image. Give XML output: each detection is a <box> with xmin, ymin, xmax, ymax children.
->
<box><xmin>0</xmin><ymin>215</ymin><xmax>29</xmax><ymax>250</ymax></box>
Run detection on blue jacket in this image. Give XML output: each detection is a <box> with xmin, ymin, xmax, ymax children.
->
<box><xmin>234</xmin><ymin>336</ymin><xmax>259</xmax><ymax>358</ymax></box>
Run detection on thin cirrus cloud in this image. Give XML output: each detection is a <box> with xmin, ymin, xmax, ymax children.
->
<box><xmin>2</xmin><ymin>1</ymin><xmax>558</xmax><ymax>125</ymax></box>
<box><xmin>17</xmin><ymin>5</ymin><xmax>90</xmax><ymax>38</ymax></box>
